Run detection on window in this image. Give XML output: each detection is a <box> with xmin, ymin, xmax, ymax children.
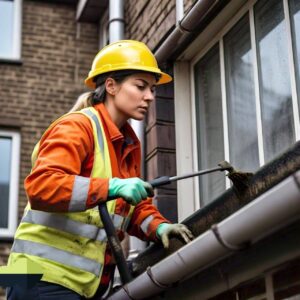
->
<box><xmin>290</xmin><ymin>0</ymin><xmax>300</xmax><ymax>119</ymax></box>
<box><xmin>192</xmin><ymin>0</ymin><xmax>300</xmax><ymax>206</ymax></box>
<box><xmin>0</xmin><ymin>130</ymin><xmax>20</xmax><ymax>238</ymax></box>
<box><xmin>0</xmin><ymin>0</ymin><xmax>22</xmax><ymax>60</ymax></box>
<box><xmin>194</xmin><ymin>44</ymin><xmax>225</xmax><ymax>205</ymax></box>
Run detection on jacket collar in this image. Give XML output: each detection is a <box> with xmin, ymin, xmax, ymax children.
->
<box><xmin>94</xmin><ymin>103</ymin><xmax>139</xmax><ymax>145</ymax></box>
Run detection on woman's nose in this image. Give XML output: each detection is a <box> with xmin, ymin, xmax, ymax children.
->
<box><xmin>144</xmin><ymin>88</ymin><xmax>155</xmax><ymax>102</ymax></box>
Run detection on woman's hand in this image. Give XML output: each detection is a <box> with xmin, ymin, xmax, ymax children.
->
<box><xmin>156</xmin><ymin>223</ymin><xmax>194</xmax><ymax>249</ymax></box>
<box><xmin>108</xmin><ymin>177</ymin><xmax>154</xmax><ymax>205</ymax></box>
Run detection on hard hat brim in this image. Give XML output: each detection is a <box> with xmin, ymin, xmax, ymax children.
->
<box><xmin>85</xmin><ymin>68</ymin><xmax>172</xmax><ymax>89</ymax></box>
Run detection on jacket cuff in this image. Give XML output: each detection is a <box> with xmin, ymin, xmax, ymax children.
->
<box><xmin>86</xmin><ymin>177</ymin><xmax>109</xmax><ymax>209</ymax></box>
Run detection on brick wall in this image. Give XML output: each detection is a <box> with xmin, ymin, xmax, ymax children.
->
<box><xmin>0</xmin><ymin>0</ymin><xmax>98</xmax><ymax>297</ymax></box>
<box><xmin>125</xmin><ymin>0</ymin><xmax>175</xmax><ymax>52</ymax></box>
<box><xmin>124</xmin><ymin>1</ymin><xmax>178</xmax><ymax>221</ymax></box>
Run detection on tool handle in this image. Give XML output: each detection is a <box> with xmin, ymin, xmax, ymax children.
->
<box><xmin>148</xmin><ymin>176</ymin><xmax>171</xmax><ymax>188</ymax></box>
<box><xmin>98</xmin><ymin>203</ymin><xmax>132</xmax><ymax>284</ymax></box>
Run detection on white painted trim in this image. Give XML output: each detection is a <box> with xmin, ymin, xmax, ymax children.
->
<box><xmin>0</xmin><ymin>130</ymin><xmax>20</xmax><ymax>238</ymax></box>
<box><xmin>283</xmin><ymin>0</ymin><xmax>300</xmax><ymax>141</ymax></box>
<box><xmin>14</xmin><ymin>0</ymin><xmax>22</xmax><ymax>59</ymax></box>
<box><xmin>190</xmin><ymin>61</ymin><xmax>200</xmax><ymax>211</ymax></box>
<box><xmin>250</xmin><ymin>6</ymin><xmax>265</xmax><ymax>166</ymax></box>
<box><xmin>174</xmin><ymin>61</ymin><xmax>196</xmax><ymax>221</ymax></box>
<box><xmin>220</xmin><ymin>38</ymin><xmax>231</xmax><ymax>189</ymax></box>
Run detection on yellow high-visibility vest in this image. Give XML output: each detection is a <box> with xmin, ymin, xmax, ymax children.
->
<box><xmin>8</xmin><ymin>107</ymin><xmax>134</xmax><ymax>298</ymax></box>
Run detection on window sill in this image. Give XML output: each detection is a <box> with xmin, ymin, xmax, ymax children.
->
<box><xmin>0</xmin><ymin>58</ymin><xmax>23</xmax><ymax>65</ymax></box>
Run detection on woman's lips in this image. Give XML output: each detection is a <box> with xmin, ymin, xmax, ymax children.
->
<box><xmin>138</xmin><ymin>107</ymin><xmax>148</xmax><ymax>113</ymax></box>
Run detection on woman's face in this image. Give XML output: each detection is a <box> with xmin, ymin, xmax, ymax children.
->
<box><xmin>107</xmin><ymin>72</ymin><xmax>157</xmax><ymax>123</ymax></box>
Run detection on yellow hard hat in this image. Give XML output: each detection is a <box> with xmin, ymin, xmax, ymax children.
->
<box><xmin>85</xmin><ymin>40</ymin><xmax>172</xmax><ymax>89</ymax></box>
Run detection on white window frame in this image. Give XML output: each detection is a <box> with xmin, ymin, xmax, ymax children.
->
<box><xmin>0</xmin><ymin>130</ymin><xmax>20</xmax><ymax>238</ymax></box>
<box><xmin>174</xmin><ymin>0</ymin><xmax>300</xmax><ymax>220</ymax></box>
<box><xmin>0</xmin><ymin>0</ymin><xmax>22</xmax><ymax>61</ymax></box>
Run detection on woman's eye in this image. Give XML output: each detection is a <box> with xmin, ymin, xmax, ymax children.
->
<box><xmin>137</xmin><ymin>85</ymin><xmax>145</xmax><ymax>90</ymax></box>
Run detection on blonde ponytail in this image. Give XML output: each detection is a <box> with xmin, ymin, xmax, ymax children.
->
<box><xmin>69</xmin><ymin>92</ymin><xmax>94</xmax><ymax>112</ymax></box>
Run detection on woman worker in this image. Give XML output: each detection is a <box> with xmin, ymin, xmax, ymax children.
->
<box><xmin>7</xmin><ymin>40</ymin><xmax>193</xmax><ymax>299</ymax></box>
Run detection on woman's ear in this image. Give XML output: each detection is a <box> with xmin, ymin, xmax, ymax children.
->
<box><xmin>105</xmin><ymin>78</ymin><xmax>116</xmax><ymax>96</ymax></box>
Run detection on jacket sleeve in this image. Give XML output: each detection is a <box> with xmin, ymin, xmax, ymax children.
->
<box><xmin>126</xmin><ymin>198</ymin><xmax>171</xmax><ymax>242</ymax></box>
<box><xmin>25</xmin><ymin>114</ymin><xmax>109</xmax><ymax>212</ymax></box>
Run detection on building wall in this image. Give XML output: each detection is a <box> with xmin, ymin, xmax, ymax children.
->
<box><xmin>0</xmin><ymin>0</ymin><xmax>98</xmax><ymax>297</ymax></box>
<box><xmin>124</xmin><ymin>0</ymin><xmax>175</xmax><ymax>51</ymax></box>
<box><xmin>124</xmin><ymin>0</ymin><xmax>181</xmax><ymax>221</ymax></box>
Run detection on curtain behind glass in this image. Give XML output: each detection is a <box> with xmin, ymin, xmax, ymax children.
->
<box><xmin>290</xmin><ymin>0</ymin><xmax>300</xmax><ymax>117</ymax></box>
<box><xmin>255</xmin><ymin>0</ymin><xmax>295</xmax><ymax>162</ymax></box>
<box><xmin>0</xmin><ymin>137</ymin><xmax>12</xmax><ymax>228</ymax></box>
<box><xmin>194</xmin><ymin>44</ymin><xmax>225</xmax><ymax>206</ymax></box>
<box><xmin>224</xmin><ymin>14</ymin><xmax>259</xmax><ymax>172</ymax></box>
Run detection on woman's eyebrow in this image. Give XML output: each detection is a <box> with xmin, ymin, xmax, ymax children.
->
<box><xmin>135</xmin><ymin>78</ymin><xmax>156</xmax><ymax>87</ymax></box>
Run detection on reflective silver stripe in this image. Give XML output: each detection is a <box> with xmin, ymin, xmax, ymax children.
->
<box><xmin>81</xmin><ymin>108</ymin><xmax>104</xmax><ymax>158</ymax></box>
<box><xmin>11</xmin><ymin>239</ymin><xmax>102</xmax><ymax>276</ymax></box>
<box><xmin>140</xmin><ymin>215</ymin><xmax>154</xmax><ymax>234</ymax></box>
<box><xmin>121</xmin><ymin>217</ymin><xmax>131</xmax><ymax>232</ymax></box>
<box><xmin>111</xmin><ymin>214</ymin><xmax>123</xmax><ymax>229</ymax></box>
<box><xmin>22</xmin><ymin>210</ymin><xmax>107</xmax><ymax>242</ymax></box>
<box><xmin>70</xmin><ymin>176</ymin><xmax>90</xmax><ymax>212</ymax></box>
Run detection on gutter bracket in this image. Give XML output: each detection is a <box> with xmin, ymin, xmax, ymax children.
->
<box><xmin>178</xmin><ymin>20</ymin><xmax>193</xmax><ymax>33</ymax></box>
<box><xmin>146</xmin><ymin>267</ymin><xmax>172</xmax><ymax>289</ymax></box>
<box><xmin>108</xmin><ymin>17</ymin><xmax>125</xmax><ymax>25</ymax></box>
<box><xmin>122</xmin><ymin>284</ymin><xmax>136</xmax><ymax>300</ymax></box>
<box><xmin>211</xmin><ymin>224</ymin><xmax>251</xmax><ymax>251</ymax></box>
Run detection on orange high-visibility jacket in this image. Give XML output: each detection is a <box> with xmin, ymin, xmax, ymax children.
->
<box><xmin>24</xmin><ymin>103</ymin><xmax>169</xmax><ymax>286</ymax></box>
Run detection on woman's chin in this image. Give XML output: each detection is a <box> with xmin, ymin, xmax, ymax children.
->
<box><xmin>131</xmin><ymin>113</ymin><xmax>146</xmax><ymax>121</ymax></box>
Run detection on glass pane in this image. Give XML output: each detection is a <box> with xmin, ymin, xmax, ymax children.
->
<box><xmin>290</xmin><ymin>0</ymin><xmax>300</xmax><ymax>117</ymax></box>
<box><xmin>0</xmin><ymin>0</ymin><xmax>14</xmax><ymax>58</ymax></box>
<box><xmin>224</xmin><ymin>14</ymin><xmax>259</xmax><ymax>172</ymax></box>
<box><xmin>0</xmin><ymin>136</ymin><xmax>12</xmax><ymax>228</ymax></box>
<box><xmin>194</xmin><ymin>44</ymin><xmax>226</xmax><ymax>206</ymax></box>
<box><xmin>255</xmin><ymin>0</ymin><xmax>295</xmax><ymax>162</ymax></box>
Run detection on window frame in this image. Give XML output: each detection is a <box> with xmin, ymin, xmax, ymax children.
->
<box><xmin>174</xmin><ymin>0</ymin><xmax>300</xmax><ymax>219</ymax></box>
<box><xmin>0</xmin><ymin>0</ymin><xmax>22</xmax><ymax>61</ymax></box>
<box><xmin>0</xmin><ymin>130</ymin><xmax>20</xmax><ymax>238</ymax></box>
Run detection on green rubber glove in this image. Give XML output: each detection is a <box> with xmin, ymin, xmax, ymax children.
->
<box><xmin>156</xmin><ymin>223</ymin><xmax>194</xmax><ymax>249</ymax></box>
<box><xmin>108</xmin><ymin>177</ymin><xmax>154</xmax><ymax>206</ymax></box>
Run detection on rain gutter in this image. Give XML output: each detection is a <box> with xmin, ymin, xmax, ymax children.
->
<box><xmin>155</xmin><ymin>0</ymin><xmax>227</xmax><ymax>64</ymax></box>
<box><xmin>108</xmin><ymin>171</ymin><xmax>300</xmax><ymax>299</ymax></box>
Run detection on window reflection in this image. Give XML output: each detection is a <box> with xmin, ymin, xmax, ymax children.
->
<box><xmin>0</xmin><ymin>137</ymin><xmax>12</xmax><ymax>228</ymax></box>
<box><xmin>194</xmin><ymin>44</ymin><xmax>226</xmax><ymax>206</ymax></box>
<box><xmin>224</xmin><ymin>14</ymin><xmax>259</xmax><ymax>172</ymax></box>
<box><xmin>255</xmin><ymin>0</ymin><xmax>295</xmax><ymax>162</ymax></box>
<box><xmin>0</xmin><ymin>0</ymin><xmax>14</xmax><ymax>58</ymax></box>
<box><xmin>289</xmin><ymin>0</ymin><xmax>300</xmax><ymax>118</ymax></box>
